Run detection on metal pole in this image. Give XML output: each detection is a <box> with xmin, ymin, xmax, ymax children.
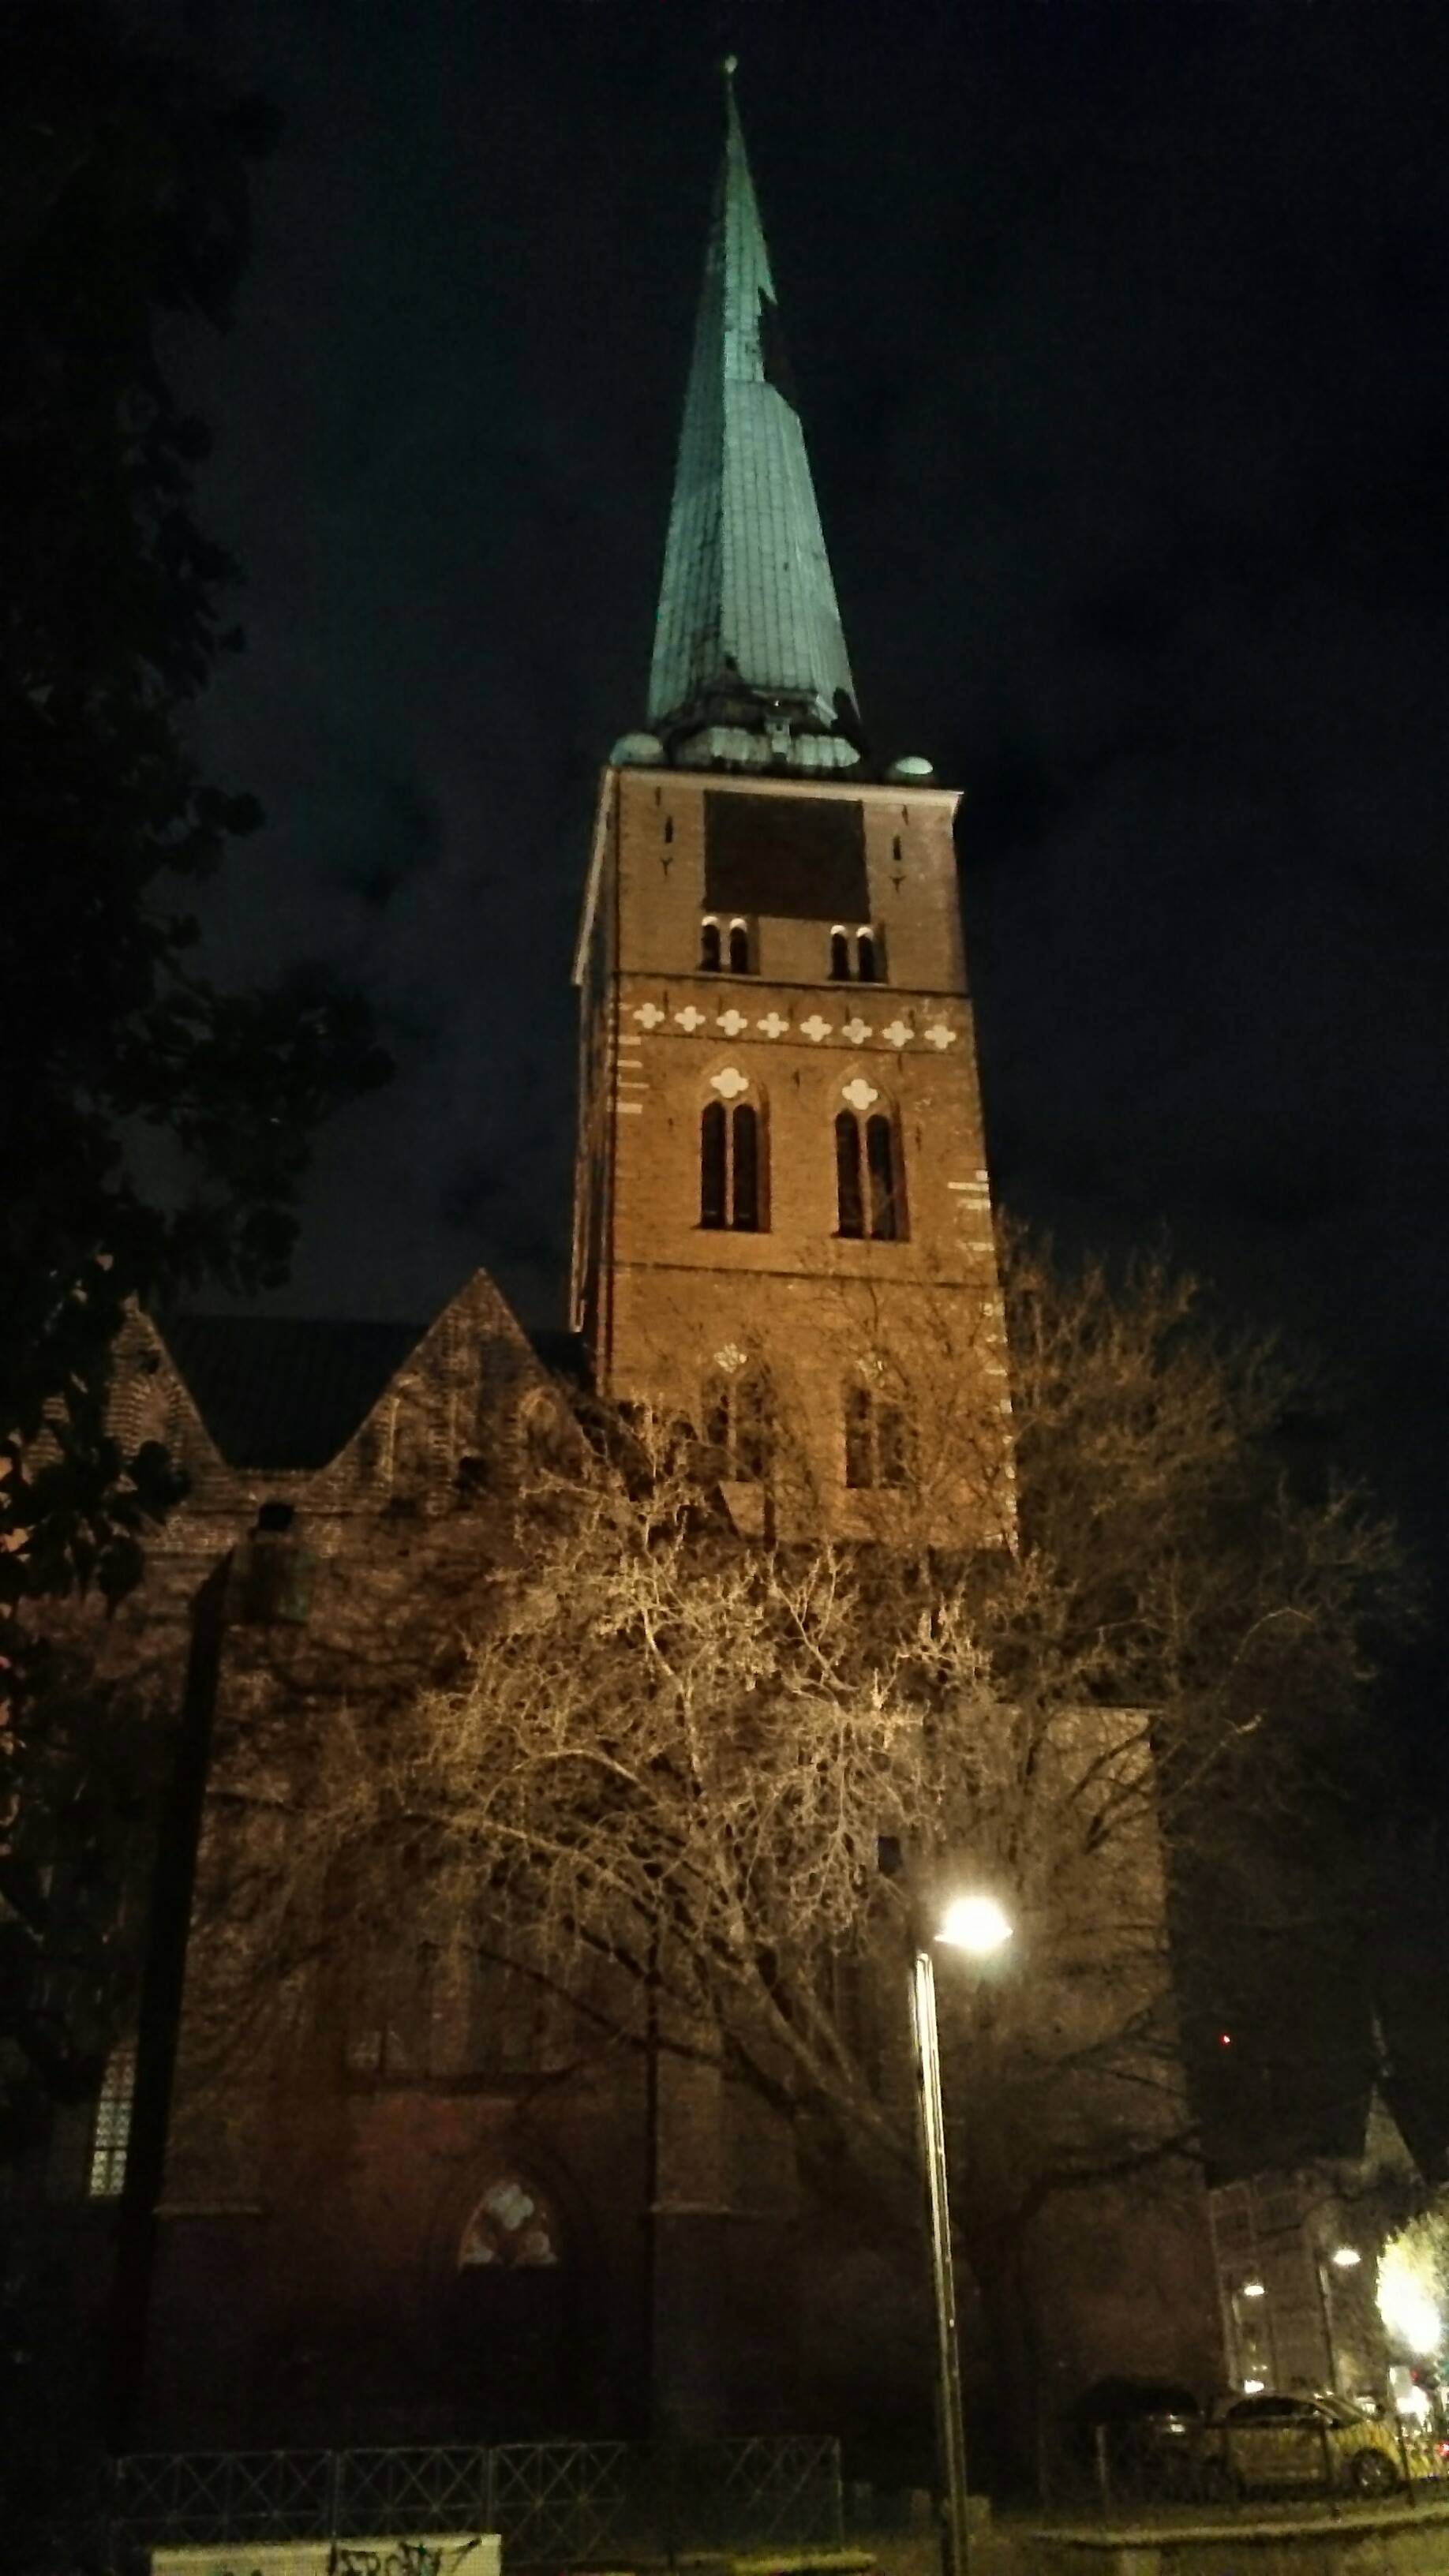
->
<box><xmin>1313</xmin><ymin>2260</ymin><xmax>1339</xmax><ymax>2395</ymax></box>
<box><xmin>910</xmin><ymin>1945</ymin><xmax>972</xmax><ymax>2576</ymax></box>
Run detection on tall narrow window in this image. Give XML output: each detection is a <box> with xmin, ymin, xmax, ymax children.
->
<box><xmin>836</xmin><ymin>1111</ymin><xmax>864</xmax><ymax>1237</ymax></box>
<box><xmin>701</xmin><ymin>1100</ymin><xmax>728</xmax><ymax>1228</ymax></box>
<box><xmin>843</xmin><ymin>1385</ymin><xmax>912</xmax><ymax>1489</ymax></box>
<box><xmin>728</xmin><ymin>919</ymin><xmax>751</xmax><ymax>972</ymax></box>
<box><xmin>700</xmin><ymin>918</ymin><xmax>721</xmax><ymax>972</ymax></box>
<box><xmin>877</xmin><ymin>1399</ymin><xmax>911</xmax><ymax>1487</ymax></box>
<box><xmin>732</xmin><ymin>1103</ymin><xmax>759</xmax><ymax>1230</ymax></box>
<box><xmin>702</xmin><ymin>1371</ymin><xmax>771</xmax><ymax>1481</ymax></box>
<box><xmin>701</xmin><ymin>1091</ymin><xmax>766</xmax><ymax>1231</ymax></box>
<box><xmin>88</xmin><ymin>2042</ymin><xmax>137</xmax><ymax>2200</ymax></box>
<box><xmin>866</xmin><ymin>1114</ymin><xmax>900</xmax><ymax>1240</ymax></box>
<box><xmin>829</xmin><ymin>927</ymin><xmax>851</xmax><ymax>980</ymax></box>
<box><xmin>843</xmin><ymin>1384</ymin><xmax>873</xmax><ymax>1488</ymax></box>
<box><xmin>856</xmin><ymin>928</ymin><xmax>878</xmax><ymax>983</ymax></box>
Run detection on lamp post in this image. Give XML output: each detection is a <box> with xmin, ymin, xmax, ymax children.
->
<box><xmin>1314</xmin><ymin>2245</ymin><xmax>1361</xmax><ymax>2396</ymax></box>
<box><xmin>908</xmin><ymin>1890</ymin><xmax>1013</xmax><ymax>2576</ymax></box>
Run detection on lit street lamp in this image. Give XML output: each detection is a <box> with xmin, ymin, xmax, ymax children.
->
<box><xmin>907</xmin><ymin>1885</ymin><xmax>1013</xmax><ymax>2576</ymax></box>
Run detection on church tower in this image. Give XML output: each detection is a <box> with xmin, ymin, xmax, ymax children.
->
<box><xmin>573</xmin><ymin>68</ymin><xmax>1010</xmax><ymax>1543</ymax></box>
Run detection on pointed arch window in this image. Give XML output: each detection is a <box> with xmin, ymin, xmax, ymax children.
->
<box><xmin>459</xmin><ymin>2175</ymin><xmax>563</xmax><ymax>2270</ymax></box>
<box><xmin>856</xmin><ymin>928</ymin><xmax>878</xmax><ymax>983</ymax></box>
<box><xmin>88</xmin><ymin>2040</ymin><xmax>137</xmax><ymax>2199</ymax></box>
<box><xmin>728</xmin><ymin>918</ymin><xmax>752</xmax><ymax>973</ymax></box>
<box><xmin>700</xmin><ymin>917</ymin><xmax>722</xmax><ymax>972</ymax></box>
<box><xmin>702</xmin><ymin>1368</ymin><xmax>771</xmax><ymax>1482</ymax></box>
<box><xmin>836</xmin><ymin>1108</ymin><xmax>903</xmax><ymax>1241</ymax></box>
<box><xmin>701</xmin><ymin>1084</ymin><xmax>766</xmax><ymax>1231</ymax></box>
<box><xmin>844</xmin><ymin>1383</ymin><xmax>912</xmax><ymax>1490</ymax></box>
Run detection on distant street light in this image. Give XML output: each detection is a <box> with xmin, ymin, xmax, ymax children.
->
<box><xmin>1331</xmin><ymin>2245</ymin><xmax>1363</xmax><ymax>2270</ymax></box>
<box><xmin>906</xmin><ymin>1884</ymin><xmax>1013</xmax><ymax>2576</ymax></box>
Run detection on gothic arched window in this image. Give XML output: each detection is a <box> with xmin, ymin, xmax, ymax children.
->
<box><xmin>701</xmin><ymin>1088</ymin><xmax>766</xmax><ymax>1232</ymax></box>
<box><xmin>844</xmin><ymin>1383</ymin><xmax>912</xmax><ymax>1490</ymax></box>
<box><xmin>836</xmin><ymin>1110</ymin><xmax>864</xmax><ymax>1237</ymax></box>
<box><xmin>829</xmin><ymin>927</ymin><xmax>851</xmax><ymax>980</ymax></box>
<box><xmin>866</xmin><ymin>1112</ymin><xmax>900</xmax><ymax>1239</ymax></box>
<box><xmin>700</xmin><ymin>917</ymin><xmax>721</xmax><ymax>972</ymax></box>
<box><xmin>728</xmin><ymin>918</ymin><xmax>751</xmax><ymax>973</ymax></box>
<box><xmin>459</xmin><ymin>2175</ymin><xmax>562</xmax><ymax>2270</ymax></box>
<box><xmin>702</xmin><ymin>1368</ymin><xmax>771</xmax><ymax>1482</ymax></box>
<box><xmin>88</xmin><ymin>2041</ymin><xmax>137</xmax><ymax>2200</ymax></box>
<box><xmin>856</xmin><ymin>928</ymin><xmax>878</xmax><ymax>983</ymax></box>
<box><xmin>836</xmin><ymin>1108</ymin><xmax>904</xmax><ymax>1241</ymax></box>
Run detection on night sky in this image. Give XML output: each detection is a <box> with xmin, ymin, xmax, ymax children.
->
<box><xmin>177</xmin><ymin>0</ymin><xmax>1448</xmax><ymax>1557</ymax></box>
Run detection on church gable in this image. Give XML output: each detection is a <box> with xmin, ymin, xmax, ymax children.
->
<box><xmin>112</xmin><ymin>1271</ymin><xmax>558</xmax><ymax>1524</ymax></box>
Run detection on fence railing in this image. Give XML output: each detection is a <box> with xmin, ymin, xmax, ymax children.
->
<box><xmin>112</xmin><ymin>2433</ymin><xmax>844</xmax><ymax>2567</ymax></box>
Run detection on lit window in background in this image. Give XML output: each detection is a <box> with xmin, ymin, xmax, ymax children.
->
<box><xmin>88</xmin><ymin>2042</ymin><xmax>137</xmax><ymax>2199</ymax></box>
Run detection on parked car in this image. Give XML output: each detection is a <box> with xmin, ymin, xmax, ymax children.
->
<box><xmin>1200</xmin><ymin>2390</ymin><xmax>1448</xmax><ymax>2498</ymax></box>
<box><xmin>1067</xmin><ymin>2377</ymin><xmax>1206</xmax><ymax>2499</ymax></box>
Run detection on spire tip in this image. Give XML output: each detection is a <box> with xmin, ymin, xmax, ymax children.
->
<box><xmin>721</xmin><ymin>52</ymin><xmax>738</xmax><ymax>80</ymax></box>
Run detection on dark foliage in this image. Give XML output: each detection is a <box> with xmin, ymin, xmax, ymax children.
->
<box><xmin>0</xmin><ymin>0</ymin><xmax>387</xmax><ymax>2125</ymax></box>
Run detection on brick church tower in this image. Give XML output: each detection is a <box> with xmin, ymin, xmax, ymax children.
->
<box><xmin>573</xmin><ymin>68</ymin><xmax>1011</xmax><ymax>1545</ymax></box>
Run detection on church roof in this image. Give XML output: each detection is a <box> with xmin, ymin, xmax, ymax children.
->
<box><xmin>162</xmin><ymin>1314</ymin><xmax>425</xmax><ymax>1471</ymax></box>
<box><xmin>646</xmin><ymin>66</ymin><xmax>861</xmax><ymax>774</ymax></box>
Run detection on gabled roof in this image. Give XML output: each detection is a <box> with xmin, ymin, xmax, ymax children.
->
<box><xmin>646</xmin><ymin>66</ymin><xmax>862</xmax><ymax>773</ymax></box>
<box><xmin>161</xmin><ymin>1315</ymin><xmax>425</xmax><ymax>1472</ymax></box>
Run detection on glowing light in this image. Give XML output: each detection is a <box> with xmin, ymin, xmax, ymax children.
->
<box><xmin>1243</xmin><ymin>2377</ymin><xmax>1265</xmax><ymax>2394</ymax></box>
<box><xmin>935</xmin><ymin>1894</ymin><xmax>1013</xmax><ymax>1956</ymax></box>
<box><xmin>1241</xmin><ymin>2278</ymin><xmax>1267</xmax><ymax>2300</ymax></box>
<box><xmin>1219</xmin><ymin>2031</ymin><xmax>1233</xmax><ymax>2047</ymax></box>
<box><xmin>1397</xmin><ymin>2384</ymin><xmax>1432</xmax><ymax>2422</ymax></box>
<box><xmin>1330</xmin><ymin>2245</ymin><xmax>1362</xmax><ymax>2271</ymax></box>
<box><xmin>1378</xmin><ymin>2233</ymin><xmax>1443</xmax><ymax>2358</ymax></box>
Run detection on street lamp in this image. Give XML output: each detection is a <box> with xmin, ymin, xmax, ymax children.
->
<box><xmin>908</xmin><ymin>1887</ymin><xmax>1013</xmax><ymax>2576</ymax></box>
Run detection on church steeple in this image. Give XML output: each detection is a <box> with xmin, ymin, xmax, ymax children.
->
<box><xmin>646</xmin><ymin>63</ymin><xmax>863</xmax><ymax>773</ymax></box>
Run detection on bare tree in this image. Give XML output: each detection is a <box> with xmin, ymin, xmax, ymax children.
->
<box><xmin>166</xmin><ymin>1240</ymin><xmax>1404</xmax><ymax>2451</ymax></box>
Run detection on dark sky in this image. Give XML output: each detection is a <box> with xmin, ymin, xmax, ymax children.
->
<box><xmin>177</xmin><ymin>0</ymin><xmax>1449</xmax><ymax>1551</ymax></box>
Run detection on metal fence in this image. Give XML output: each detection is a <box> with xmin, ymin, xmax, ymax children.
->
<box><xmin>112</xmin><ymin>2433</ymin><xmax>844</xmax><ymax>2567</ymax></box>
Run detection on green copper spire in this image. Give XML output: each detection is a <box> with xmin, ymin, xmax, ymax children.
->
<box><xmin>646</xmin><ymin>64</ymin><xmax>863</xmax><ymax>772</ymax></box>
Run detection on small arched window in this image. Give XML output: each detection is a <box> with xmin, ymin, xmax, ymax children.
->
<box><xmin>856</xmin><ymin>928</ymin><xmax>878</xmax><ymax>983</ymax></box>
<box><xmin>701</xmin><ymin>1091</ymin><xmax>766</xmax><ymax>1231</ymax></box>
<box><xmin>829</xmin><ymin>927</ymin><xmax>851</xmax><ymax>980</ymax></box>
<box><xmin>700</xmin><ymin>917</ymin><xmax>721</xmax><ymax>972</ymax></box>
<box><xmin>836</xmin><ymin>1109</ymin><xmax>904</xmax><ymax>1241</ymax></box>
<box><xmin>728</xmin><ymin>918</ymin><xmax>751</xmax><ymax>973</ymax></box>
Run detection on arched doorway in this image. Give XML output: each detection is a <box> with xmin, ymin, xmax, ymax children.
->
<box><xmin>447</xmin><ymin>2171</ymin><xmax>578</xmax><ymax>2438</ymax></box>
